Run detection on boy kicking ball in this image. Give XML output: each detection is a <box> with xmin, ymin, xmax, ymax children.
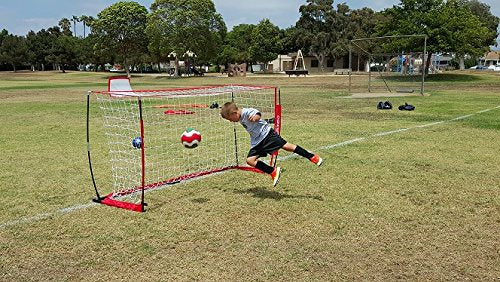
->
<box><xmin>221</xmin><ymin>102</ymin><xmax>323</xmax><ymax>187</ymax></box>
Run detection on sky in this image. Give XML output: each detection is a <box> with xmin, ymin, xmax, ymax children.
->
<box><xmin>0</xmin><ymin>0</ymin><xmax>499</xmax><ymax>45</ymax></box>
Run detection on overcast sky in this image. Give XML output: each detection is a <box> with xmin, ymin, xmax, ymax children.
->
<box><xmin>0</xmin><ymin>0</ymin><xmax>498</xmax><ymax>41</ymax></box>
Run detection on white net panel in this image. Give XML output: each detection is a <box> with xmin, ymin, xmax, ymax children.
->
<box><xmin>367</xmin><ymin>51</ymin><xmax>425</xmax><ymax>93</ymax></box>
<box><xmin>94</xmin><ymin>85</ymin><xmax>277</xmax><ymax>205</ymax></box>
<box><xmin>350</xmin><ymin>36</ymin><xmax>426</xmax><ymax>94</ymax></box>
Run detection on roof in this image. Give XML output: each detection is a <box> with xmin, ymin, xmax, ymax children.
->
<box><xmin>484</xmin><ymin>51</ymin><xmax>500</xmax><ymax>61</ymax></box>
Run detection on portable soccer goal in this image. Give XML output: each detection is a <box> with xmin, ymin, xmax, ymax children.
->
<box><xmin>348</xmin><ymin>35</ymin><xmax>428</xmax><ymax>95</ymax></box>
<box><xmin>86</xmin><ymin>77</ymin><xmax>281</xmax><ymax>212</ymax></box>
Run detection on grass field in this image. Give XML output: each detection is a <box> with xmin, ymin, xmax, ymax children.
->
<box><xmin>0</xmin><ymin>70</ymin><xmax>499</xmax><ymax>280</ymax></box>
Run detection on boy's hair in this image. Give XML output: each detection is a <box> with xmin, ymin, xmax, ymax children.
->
<box><xmin>220</xmin><ymin>102</ymin><xmax>238</xmax><ymax>119</ymax></box>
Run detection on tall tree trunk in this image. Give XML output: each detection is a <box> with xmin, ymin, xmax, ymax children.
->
<box><xmin>459</xmin><ymin>55</ymin><xmax>465</xmax><ymax>70</ymax></box>
<box><xmin>174</xmin><ymin>58</ymin><xmax>180</xmax><ymax>77</ymax></box>
<box><xmin>124</xmin><ymin>58</ymin><xmax>131</xmax><ymax>78</ymax></box>
<box><xmin>425</xmin><ymin>52</ymin><xmax>432</xmax><ymax>75</ymax></box>
<box><xmin>320</xmin><ymin>54</ymin><xmax>325</xmax><ymax>72</ymax></box>
<box><xmin>12</xmin><ymin>64</ymin><xmax>17</xmax><ymax>72</ymax></box>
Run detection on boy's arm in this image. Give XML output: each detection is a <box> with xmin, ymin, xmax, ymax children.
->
<box><xmin>248</xmin><ymin>112</ymin><xmax>261</xmax><ymax>122</ymax></box>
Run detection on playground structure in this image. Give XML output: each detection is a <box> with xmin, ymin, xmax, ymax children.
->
<box><xmin>228</xmin><ymin>63</ymin><xmax>247</xmax><ymax>77</ymax></box>
<box><xmin>285</xmin><ymin>50</ymin><xmax>308</xmax><ymax>77</ymax></box>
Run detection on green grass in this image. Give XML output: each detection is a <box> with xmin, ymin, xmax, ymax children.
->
<box><xmin>0</xmin><ymin>70</ymin><xmax>499</xmax><ymax>280</ymax></box>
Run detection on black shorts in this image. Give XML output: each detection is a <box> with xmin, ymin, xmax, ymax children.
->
<box><xmin>247</xmin><ymin>129</ymin><xmax>287</xmax><ymax>158</ymax></box>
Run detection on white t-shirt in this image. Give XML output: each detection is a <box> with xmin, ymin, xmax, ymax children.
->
<box><xmin>239</xmin><ymin>108</ymin><xmax>271</xmax><ymax>148</ymax></box>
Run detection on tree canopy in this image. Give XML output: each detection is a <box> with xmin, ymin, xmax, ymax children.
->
<box><xmin>147</xmin><ymin>0</ymin><xmax>226</xmax><ymax>75</ymax></box>
<box><xmin>90</xmin><ymin>1</ymin><xmax>148</xmax><ymax>77</ymax></box>
<box><xmin>249</xmin><ymin>19</ymin><xmax>281</xmax><ymax>70</ymax></box>
<box><xmin>377</xmin><ymin>0</ymin><xmax>498</xmax><ymax>71</ymax></box>
<box><xmin>295</xmin><ymin>0</ymin><xmax>363</xmax><ymax>71</ymax></box>
<box><xmin>0</xmin><ymin>34</ymin><xmax>30</xmax><ymax>72</ymax></box>
<box><xmin>219</xmin><ymin>24</ymin><xmax>256</xmax><ymax>65</ymax></box>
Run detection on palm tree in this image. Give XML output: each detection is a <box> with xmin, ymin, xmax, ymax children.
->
<box><xmin>58</xmin><ymin>18</ymin><xmax>72</xmax><ymax>36</ymax></box>
<box><xmin>80</xmin><ymin>15</ymin><xmax>94</xmax><ymax>38</ymax></box>
<box><xmin>80</xmin><ymin>15</ymin><xmax>87</xmax><ymax>38</ymax></box>
<box><xmin>82</xmin><ymin>16</ymin><xmax>95</xmax><ymax>38</ymax></box>
<box><xmin>72</xmin><ymin>15</ymin><xmax>79</xmax><ymax>37</ymax></box>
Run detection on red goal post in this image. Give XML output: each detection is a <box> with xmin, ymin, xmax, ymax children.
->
<box><xmin>87</xmin><ymin>79</ymin><xmax>281</xmax><ymax>212</ymax></box>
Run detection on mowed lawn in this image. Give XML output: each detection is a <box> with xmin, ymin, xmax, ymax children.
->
<box><xmin>0</xmin><ymin>70</ymin><xmax>499</xmax><ymax>280</ymax></box>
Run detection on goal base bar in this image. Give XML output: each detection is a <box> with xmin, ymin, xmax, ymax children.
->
<box><xmin>94</xmin><ymin>165</ymin><xmax>263</xmax><ymax>212</ymax></box>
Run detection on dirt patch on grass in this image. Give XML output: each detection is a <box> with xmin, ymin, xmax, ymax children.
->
<box><xmin>341</xmin><ymin>92</ymin><xmax>428</xmax><ymax>98</ymax></box>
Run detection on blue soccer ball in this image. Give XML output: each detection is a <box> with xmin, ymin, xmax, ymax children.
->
<box><xmin>132</xmin><ymin>137</ymin><xmax>142</xmax><ymax>149</ymax></box>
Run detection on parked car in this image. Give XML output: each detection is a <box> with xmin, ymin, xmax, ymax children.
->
<box><xmin>495</xmin><ymin>65</ymin><xmax>500</xmax><ymax>72</ymax></box>
<box><xmin>110</xmin><ymin>67</ymin><xmax>125</xmax><ymax>73</ymax></box>
<box><xmin>469</xmin><ymin>65</ymin><xmax>488</xmax><ymax>70</ymax></box>
<box><xmin>487</xmin><ymin>65</ymin><xmax>497</xmax><ymax>70</ymax></box>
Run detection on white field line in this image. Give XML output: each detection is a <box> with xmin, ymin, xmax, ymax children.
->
<box><xmin>0</xmin><ymin>203</ymin><xmax>97</xmax><ymax>229</ymax></box>
<box><xmin>1</xmin><ymin>106</ymin><xmax>499</xmax><ymax>229</ymax></box>
<box><xmin>373</xmin><ymin>128</ymin><xmax>410</xmax><ymax>136</ymax></box>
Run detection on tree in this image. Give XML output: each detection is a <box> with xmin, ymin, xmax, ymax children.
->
<box><xmin>377</xmin><ymin>0</ymin><xmax>496</xmax><ymax>72</ymax></box>
<box><xmin>0</xmin><ymin>29</ymin><xmax>8</xmax><ymax>71</ymax></box>
<box><xmin>72</xmin><ymin>15</ymin><xmax>79</xmax><ymax>37</ymax></box>
<box><xmin>217</xmin><ymin>24</ymin><xmax>255</xmax><ymax>68</ymax></box>
<box><xmin>455</xmin><ymin>0</ymin><xmax>499</xmax><ymax>69</ymax></box>
<box><xmin>249</xmin><ymin>19</ymin><xmax>281</xmax><ymax>71</ymax></box>
<box><xmin>295</xmin><ymin>0</ymin><xmax>353</xmax><ymax>71</ymax></box>
<box><xmin>27</xmin><ymin>29</ymin><xmax>52</xmax><ymax>71</ymax></box>
<box><xmin>58</xmin><ymin>18</ymin><xmax>73</xmax><ymax>36</ymax></box>
<box><xmin>296</xmin><ymin>0</ymin><xmax>334</xmax><ymax>71</ymax></box>
<box><xmin>442</xmin><ymin>0</ymin><xmax>491</xmax><ymax>69</ymax></box>
<box><xmin>0</xmin><ymin>29</ymin><xmax>8</xmax><ymax>44</ymax></box>
<box><xmin>349</xmin><ymin>7</ymin><xmax>386</xmax><ymax>71</ymax></box>
<box><xmin>45</xmin><ymin>35</ymin><xmax>81</xmax><ymax>73</ymax></box>
<box><xmin>326</xmin><ymin>3</ymin><xmax>353</xmax><ymax>62</ymax></box>
<box><xmin>460</xmin><ymin>0</ymin><xmax>499</xmax><ymax>46</ymax></box>
<box><xmin>84</xmin><ymin>34</ymin><xmax>114</xmax><ymax>72</ymax></box>
<box><xmin>350</xmin><ymin>7</ymin><xmax>384</xmax><ymax>40</ymax></box>
<box><xmin>91</xmin><ymin>1</ymin><xmax>148</xmax><ymax>77</ymax></box>
<box><xmin>279</xmin><ymin>26</ymin><xmax>300</xmax><ymax>55</ymax></box>
<box><xmin>0</xmin><ymin>34</ymin><xmax>30</xmax><ymax>72</ymax></box>
<box><xmin>147</xmin><ymin>0</ymin><xmax>226</xmax><ymax>77</ymax></box>
<box><xmin>377</xmin><ymin>0</ymin><xmax>448</xmax><ymax>74</ymax></box>
<box><xmin>79</xmin><ymin>15</ymin><xmax>94</xmax><ymax>38</ymax></box>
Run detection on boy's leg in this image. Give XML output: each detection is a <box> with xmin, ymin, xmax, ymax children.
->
<box><xmin>247</xmin><ymin>156</ymin><xmax>281</xmax><ymax>187</ymax></box>
<box><xmin>282</xmin><ymin>142</ymin><xmax>323</xmax><ymax>166</ymax></box>
<box><xmin>247</xmin><ymin>156</ymin><xmax>274</xmax><ymax>174</ymax></box>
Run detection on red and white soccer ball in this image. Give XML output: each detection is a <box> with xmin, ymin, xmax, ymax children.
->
<box><xmin>181</xmin><ymin>128</ymin><xmax>201</xmax><ymax>148</ymax></box>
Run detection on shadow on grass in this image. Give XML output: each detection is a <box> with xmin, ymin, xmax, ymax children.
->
<box><xmin>379</xmin><ymin>73</ymin><xmax>483</xmax><ymax>82</ymax></box>
<box><xmin>191</xmin><ymin>197</ymin><xmax>210</xmax><ymax>204</ymax></box>
<box><xmin>235</xmin><ymin>186</ymin><xmax>323</xmax><ymax>201</ymax></box>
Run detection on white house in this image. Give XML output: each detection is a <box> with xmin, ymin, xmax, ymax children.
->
<box><xmin>480</xmin><ymin>51</ymin><xmax>500</xmax><ymax>67</ymax></box>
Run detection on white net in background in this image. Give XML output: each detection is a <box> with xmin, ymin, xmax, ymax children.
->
<box><xmin>95</xmin><ymin>85</ymin><xmax>277</xmax><ymax>205</ymax></box>
<box><xmin>350</xmin><ymin>36</ymin><xmax>427</xmax><ymax>94</ymax></box>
